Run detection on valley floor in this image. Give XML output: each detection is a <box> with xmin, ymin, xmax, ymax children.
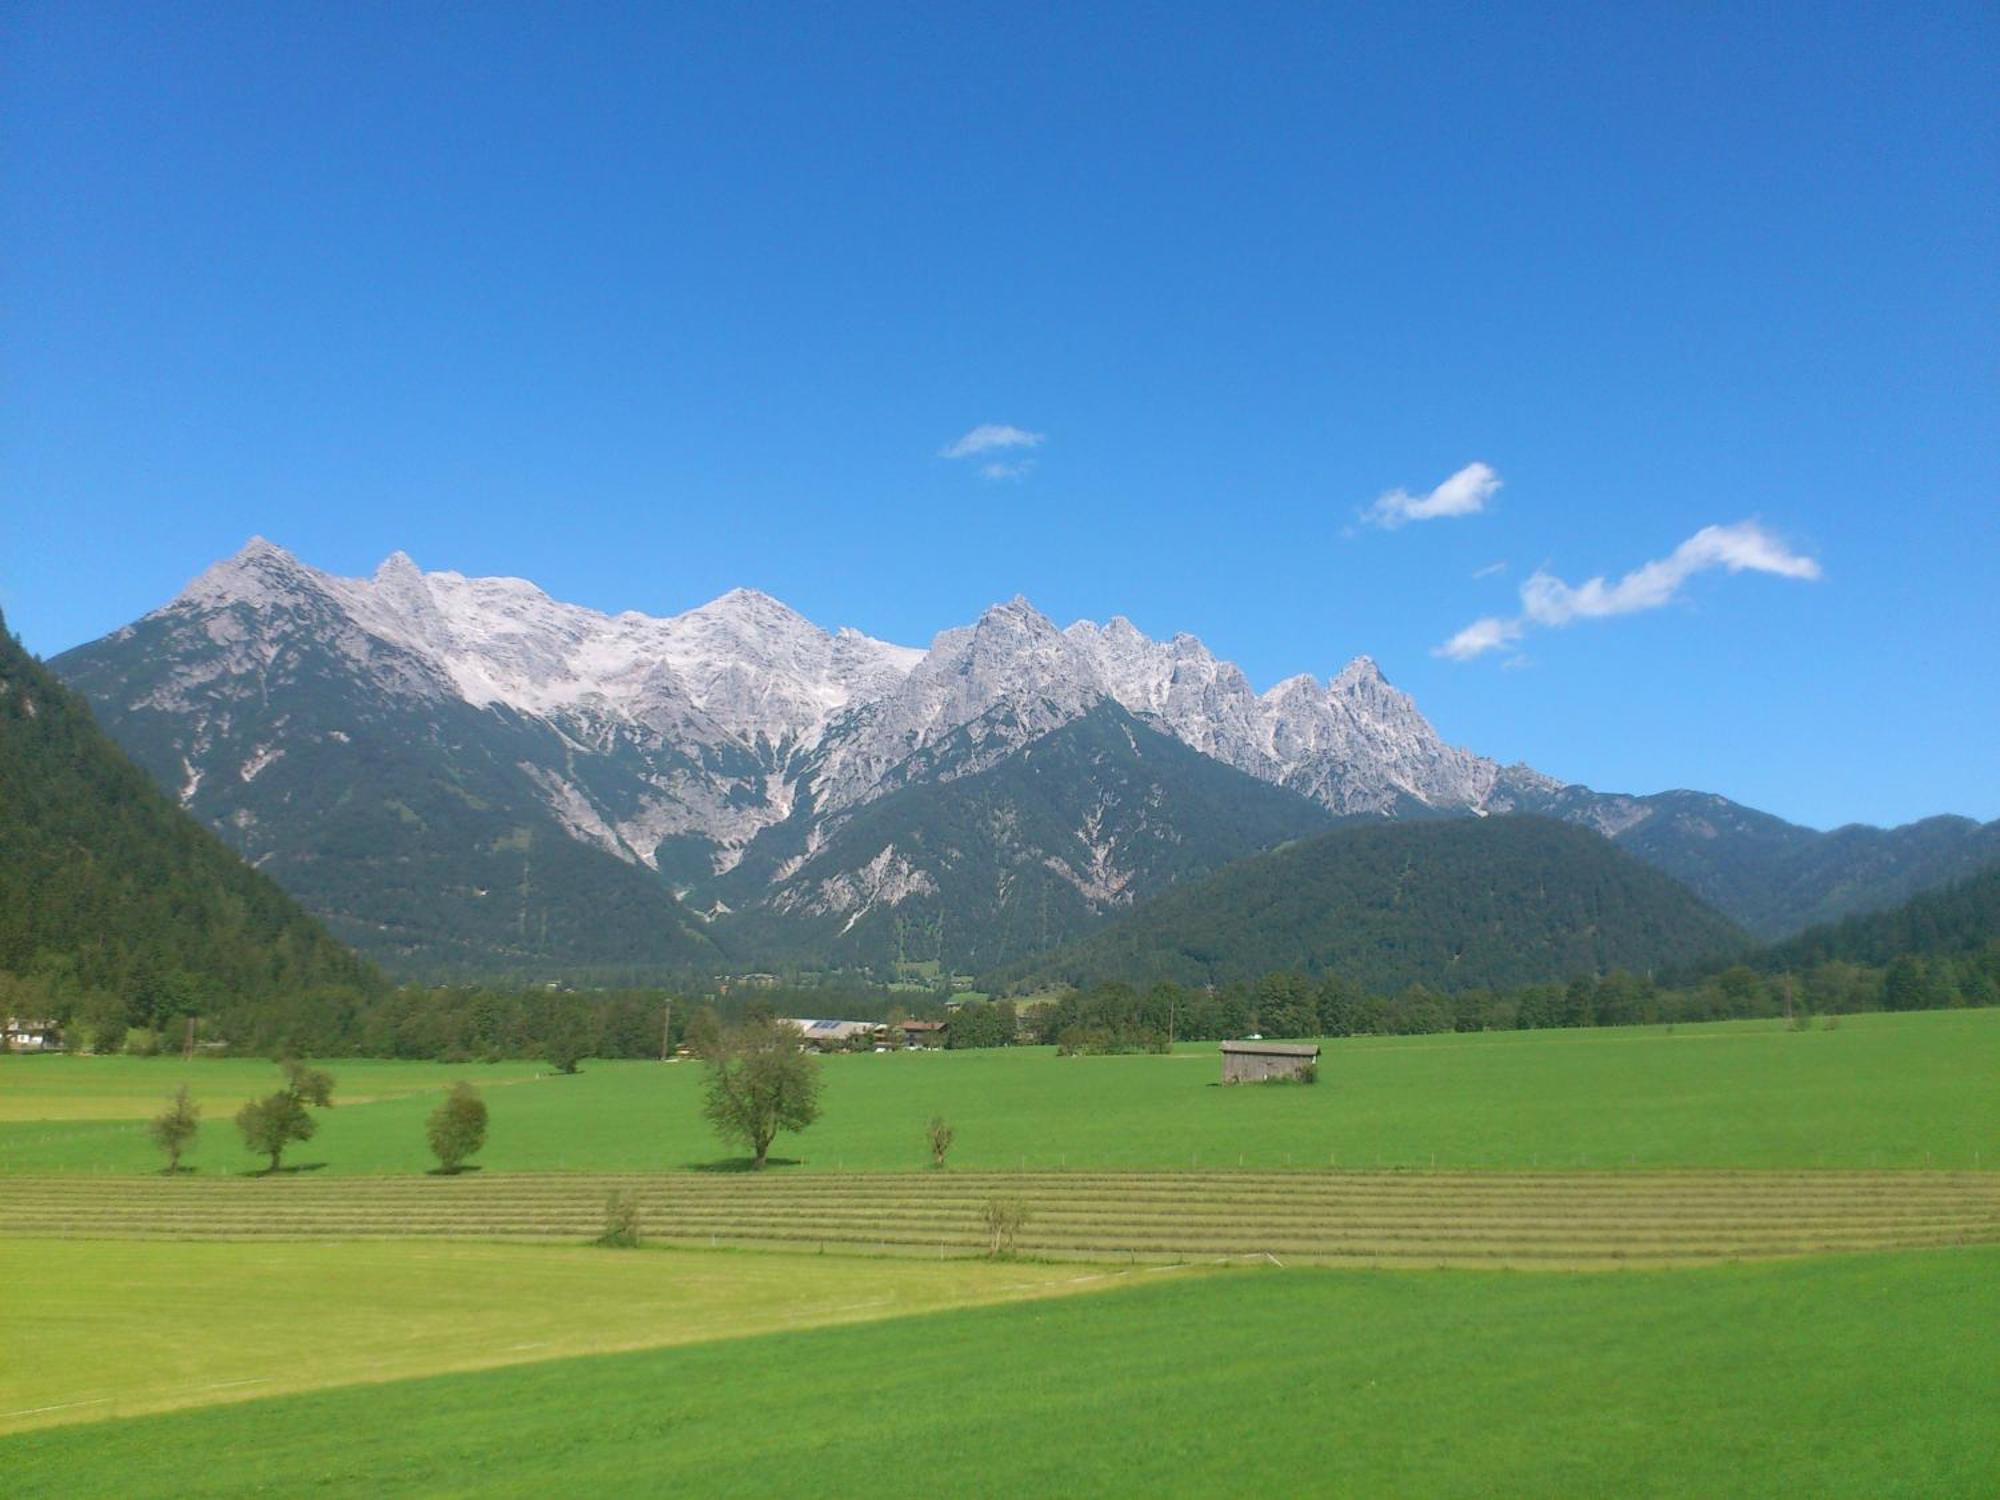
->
<box><xmin>3</xmin><ymin>1010</ymin><xmax>1995</xmax><ymax>1175</ymax></box>
<box><xmin>4</xmin><ymin>1010</ymin><xmax>1995</xmax><ymax>1494</ymax></box>
<box><xmin>4</xmin><ymin>1241</ymin><xmax>1994</xmax><ymax>1498</ymax></box>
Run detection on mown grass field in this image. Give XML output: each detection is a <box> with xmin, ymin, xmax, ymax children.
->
<box><xmin>6</xmin><ymin>1169</ymin><xmax>1994</xmax><ymax>1267</ymax></box>
<box><xmin>7</xmin><ymin>1246</ymin><xmax>1995</xmax><ymax>1498</ymax></box>
<box><xmin>3</xmin><ymin>1009</ymin><xmax>1994</xmax><ymax>1175</ymax></box>
<box><xmin>0</xmin><ymin>1239</ymin><xmax>1139</xmax><ymax>1436</ymax></box>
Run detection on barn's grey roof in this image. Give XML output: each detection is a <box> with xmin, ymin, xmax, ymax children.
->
<box><xmin>1218</xmin><ymin>1041</ymin><xmax>1320</xmax><ymax>1057</ymax></box>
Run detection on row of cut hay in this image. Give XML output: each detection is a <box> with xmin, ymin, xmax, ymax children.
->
<box><xmin>7</xmin><ymin>1202</ymin><xmax>1990</xmax><ymax>1243</ymax></box>
<box><xmin>7</xmin><ymin>1176</ymin><xmax>1996</xmax><ymax>1223</ymax></box>
<box><xmin>7</xmin><ymin>1170</ymin><xmax>1996</xmax><ymax>1209</ymax></box>
<box><xmin>3</xmin><ymin>1170</ymin><xmax>1996</xmax><ymax>1266</ymax></box>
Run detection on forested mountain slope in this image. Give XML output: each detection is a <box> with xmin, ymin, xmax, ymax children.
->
<box><xmin>1755</xmin><ymin>862</ymin><xmax>2000</xmax><ymax>972</ymax></box>
<box><xmin>0</xmin><ymin>612</ymin><xmax>377</xmax><ymax>1017</ymax></box>
<box><xmin>994</xmin><ymin>816</ymin><xmax>1747</xmax><ymax>994</ymax></box>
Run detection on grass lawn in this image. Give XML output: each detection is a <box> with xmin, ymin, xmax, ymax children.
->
<box><xmin>0</xmin><ymin>1238</ymin><xmax>1143</xmax><ymax>1436</ymax></box>
<box><xmin>5</xmin><ymin>1246</ymin><xmax>1994</xmax><ymax>1498</ymax></box>
<box><xmin>2</xmin><ymin>1010</ymin><xmax>1993</xmax><ymax>1176</ymax></box>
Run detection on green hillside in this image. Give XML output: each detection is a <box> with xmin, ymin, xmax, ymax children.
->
<box><xmin>0</xmin><ymin>613</ymin><xmax>377</xmax><ymax>1032</ymax></box>
<box><xmin>1757</xmin><ymin>861</ymin><xmax>2000</xmax><ymax>971</ymax></box>
<box><xmin>996</xmin><ymin>814</ymin><xmax>1747</xmax><ymax>993</ymax></box>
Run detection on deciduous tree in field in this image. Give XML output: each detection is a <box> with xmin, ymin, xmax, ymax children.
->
<box><xmin>426</xmin><ymin>1082</ymin><xmax>488</xmax><ymax>1173</ymax></box>
<box><xmin>149</xmin><ymin>1084</ymin><xmax>200</xmax><ymax>1173</ymax></box>
<box><xmin>235</xmin><ymin>1060</ymin><xmax>335</xmax><ymax>1173</ymax></box>
<box><xmin>282</xmin><ymin>1060</ymin><xmax>336</xmax><ymax>1107</ymax></box>
<box><xmin>700</xmin><ymin>1017</ymin><xmax>822</xmax><ymax>1169</ymax></box>
<box><xmin>927</xmin><ymin>1115</ymin><xmax>955</xmax><ymax>1169</ymax></box>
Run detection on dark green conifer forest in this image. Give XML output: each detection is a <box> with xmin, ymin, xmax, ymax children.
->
<box><xmin>0</xmin><ymin>614</ymin><xmax>377</xmax><ymax>1046</ymax></box>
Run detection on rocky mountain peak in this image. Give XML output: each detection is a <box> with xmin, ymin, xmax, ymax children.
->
<box><xmin>173</xmin><ymin>536</ymin><xmax>322</xmax><ymax>611</ymax></box>
<box><xmin>1331</xmin><ymin>654</ymin><xmax>1386</xmax><ymax>689</ymax></box>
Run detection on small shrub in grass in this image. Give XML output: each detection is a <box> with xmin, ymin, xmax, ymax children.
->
<box><xmin>927</xmin><ymin>1116</ymin><xmax>955</xmax><ymax>1169</ymax></box>
<box><xmin>596</xmin><ymin>1190</ymin><xmax>642</xmax><ymax>1248</ymax></box>
<box><xmin>983</xmin><ymin>1198</ymin><xmax>1027</xmax><ymax>1258</ymax></box>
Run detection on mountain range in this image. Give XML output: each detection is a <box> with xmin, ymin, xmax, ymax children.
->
<box><xmin>50</xmin><ymin>540</ymin><xmax>2000</xmax><ymax>979</ymax></box>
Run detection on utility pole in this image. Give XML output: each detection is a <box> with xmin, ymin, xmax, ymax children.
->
<box><xmin>183</xmin><ymin>1013</ymin><xmax>196</xmax><ymax>1062</ymax></box>
<box><xmin>660</xmin><ymin>999</ymin><xmax>673</xmax><ymax>1060</ymax></box>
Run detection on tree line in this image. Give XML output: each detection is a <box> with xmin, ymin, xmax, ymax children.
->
<box><xmin>975</xmin><ymin>938</ymin><xmax>2000</xmax><ymax>1053</ymax></box>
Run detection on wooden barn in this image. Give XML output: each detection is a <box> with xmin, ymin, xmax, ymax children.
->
<box><xmin>1219</xmin><ymin>1040</ymin><xmax>1320</xmax><ymax>1084</ymax></box>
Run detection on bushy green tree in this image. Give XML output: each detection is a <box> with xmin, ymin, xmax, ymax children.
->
<box><xmin>426</xmin><ymin>1082</ymin><xmax>488</xmax><ymax>1173</ymax></box>
<box><xmin>1253</xmin><ymin>972</ymin><xmax>1318</xmax><ymax>1038</ymax></box>
<box><xmin>700</xmin><ymin>1018</ymin><xmax>822</xmax><ymax>1168</ymax></box>
<box><xmin>235</xmin><ymin>1061</ymin><xmax>335</xmax><ymax>1172</ymax></box>
<box><xmin>236</xmin><ymin>1091</ymin><xmax>316</xmax><ymax>1173</ymax></box>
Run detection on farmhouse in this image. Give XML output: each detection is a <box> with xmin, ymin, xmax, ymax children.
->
<box><xmin>781</xmin><ymin>1018</ymin><xmax>883</xmax><ymax>1053</ymax></box>
<box><xmin>1219</xmin><ymin>1040</ymin><xmax>1319</xmax><ymax>1084</ymax></box>
<box><xmin>2</xmin><ymin>1016</ymin><xmax>59</xmax><ymax>1052</ymax></box>
<box><xmin>899</xmin><ymin>1019</ymin><xmax>948</xmax><ymax>1049</ymax></box>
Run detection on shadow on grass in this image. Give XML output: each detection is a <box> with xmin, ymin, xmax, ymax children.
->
<box><xmin>240</xmin><ymin>1161</ymin><xmax>330</xmax><ymax>1177</ymax></box>
<box><xmin>424</xmin><ymin>1164</ymin><xmax>487</xmax><ymax>1177</ymax></box>
<box><xmin>686</xmin><ymin>1156</ymin><xmax>806</xmax><ymax>1173</ymax></box>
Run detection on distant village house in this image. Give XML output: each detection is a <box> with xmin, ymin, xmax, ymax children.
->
<box><xmin>3</xmin><ymin>1016</ymin><xmax>60</xmax><ymax>1052</ymax></box>
<box><xmin>780</xmin><ymin>1018</ymin><xmax>883</xmax><ymax>1053</ymax></box>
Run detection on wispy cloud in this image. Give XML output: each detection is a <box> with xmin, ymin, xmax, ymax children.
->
<box><xmin>1438</xmin><ymin>614</ymin><xmax>1524</xmax><ymax>661</ymax></box>
<box><xmin>979</xmin><ymin>459</ymin><xmax>1035</xmax><ymax>481</ymax></box>
<box><xmin>1436</xmin><ymin>521</ymin><xmax>1822</xmax><ymax>661</ymax></box>
<box><xmin>941</xmin><ymin>423</ymin><xmax>1045</xmax><ymax>461</ymax></box>
<box><xmin>1472</xmin><ymin>559</ymin><xmax>1509</xmax><ymax>579</ymax></box>
<box><xmin>1363</xmin><ymin>461</ymin><xmax>1501</xmax><ymax>530</ymax></box>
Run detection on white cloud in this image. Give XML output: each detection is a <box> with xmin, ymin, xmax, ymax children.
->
<box><xmin>941</xmin><ymin>424</ymin><xmax>1045</xmax><ymax>460</ymax></box>
<box><xmin>1437</xmin><ymin>615</ymin><xmax>1523</xmax><ymax>661</ymax></box>
<box><xmin>1436</xmin><ymin>520</ymin><xmax>1821</xmax><ymax>660</ymax></box>
<box><xmin>1363</xmin><ymin>461</ymin><xmax>1501</xmax><ymax>529</ymax></box>
<box><xmin>979</xmin><ymin>459</ymin><xmax>1035</xmax><ymax>481</ymax></box>
<box><xmin>1472</xmin><ymin>559</ymin><xmax>1509</xmax><ymax>579</ymax></box>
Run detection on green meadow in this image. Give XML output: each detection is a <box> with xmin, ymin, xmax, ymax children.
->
<box><xmin>3</xmin><ymin>1009</ymin><xmax>1994</xmax><ymax>1175</ymax></box>
<box><xmin>3</xmin><ymin>1009</ymin><xmax>1997</xmax><ymax>1494</ymax></box>
<box><xmin>0</xmin><ymin>1239</ymin><xmax>1127</xmax><ymax>1435</ymax></box>
<box><xmin>7</xmin><ymin>1245</ymin><xmax>1995</xmax><ymax>1499</ymax></box>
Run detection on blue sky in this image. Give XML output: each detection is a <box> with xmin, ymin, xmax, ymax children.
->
<box><xmin>5</xmin><ymin>3</ymin><xmax>1995</xmax><ymax>829</ymax></box>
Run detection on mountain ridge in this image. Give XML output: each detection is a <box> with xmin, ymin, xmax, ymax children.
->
<box><xmin>49</xmin><ymin>538</ymin><xmax>2000</xmax><ymax>977</ymax></box>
